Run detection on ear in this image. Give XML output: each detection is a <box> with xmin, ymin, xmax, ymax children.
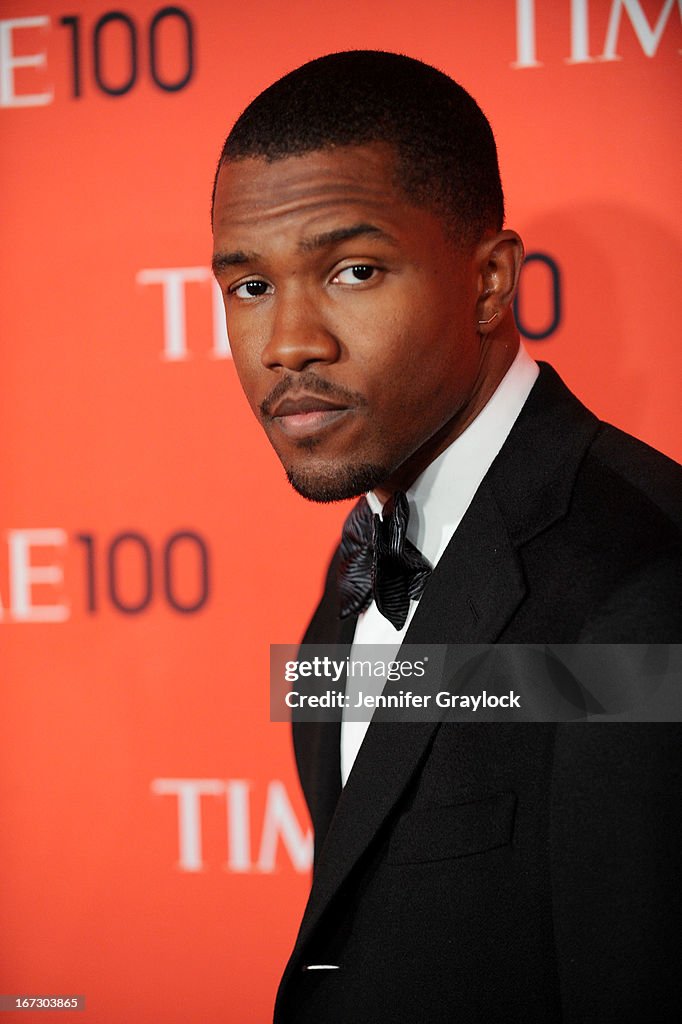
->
<box><xmin>474</xmin><ymin>230</ymin><xmax>525</xmax><ymax>334</ymax></box>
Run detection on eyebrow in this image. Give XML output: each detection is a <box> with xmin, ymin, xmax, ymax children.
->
<box><xmin>211</xmin><ymin>250</ymin><xmax>256</xmax><ymax>275</ymax></box>
<box><xmin>298</xmin><ymin>223</ymin><xmax>399</xmax><ymax>253</ymax></box>
<box><xmin>211</xmin><ymin>223</ymin><xmax>398</xmax><ymax>277</ymax></box>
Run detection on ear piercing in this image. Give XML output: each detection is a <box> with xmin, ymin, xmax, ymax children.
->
<box><xmin>477</xmin><ymin>311</ymin><xmax>499</xmax><ymax>325</ymax></box>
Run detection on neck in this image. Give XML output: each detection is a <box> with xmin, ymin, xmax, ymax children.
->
<box><xmin>374</xmin><ymin>326</ymin><xmax>520</xmax><ymax>503</ymax></box>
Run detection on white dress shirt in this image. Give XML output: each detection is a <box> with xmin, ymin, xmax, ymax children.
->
<box><xmin>340</xmin><ymin>344</ymin><xmax>539</xmax><ymax>785</ymax></box>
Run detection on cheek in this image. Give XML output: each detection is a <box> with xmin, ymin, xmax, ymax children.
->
<box><xmin>374</xmin><ymin>314</ymin><xmax>477</xmax><ymax>431</ymax></box>
<box><xmin>373</xmin><ymin>301</ymin><xmax>465</xmax><ymax>387</ymax></box>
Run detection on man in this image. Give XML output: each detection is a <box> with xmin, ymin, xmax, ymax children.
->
<box><xmin>211</xmin><ymin>52</ymin><xmax>681</xmax><ymax>1023</ymax></box>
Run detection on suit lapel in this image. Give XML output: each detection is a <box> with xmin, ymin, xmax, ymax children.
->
<box><xmin>287</xmin><ymin>478</ymin><xmax>526</xmax><ymax>963</ymax></box>
<box><xmin>402</xmin><ymin>478</ymin><xmax>527</xmax><ymax>643</ymax></box>
<box><xmin>293</xmin><ymin>612</ymin><xmax>356</xmax><ymax>858</ymax></box>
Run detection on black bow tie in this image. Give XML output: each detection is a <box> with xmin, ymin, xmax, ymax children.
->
<box><xmin>338</xmin><ymin>492</ymin><xmax>432</xmax><ymax>630</ymax></box>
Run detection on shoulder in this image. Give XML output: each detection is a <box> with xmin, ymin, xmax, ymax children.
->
<box><xmin>568</xmin><ymin>424</ymin><xmax>681</xmax><ymax>551</ymax></box>
<box><xmin>495</xmin><ymin>365</ymin><xmax>682</xmax><ymax>640</ymax></box>
<box><xmin>570</xmin><ymin>427</ymin><xmax>682</xmax><ymax>639</ymax></box>
<box><xmin>586</xmin><ymin>422</ymin><xmax>682</xmax><ymax>529</ymax></box>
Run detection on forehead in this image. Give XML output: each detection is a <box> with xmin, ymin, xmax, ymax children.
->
<box><xmin>212</xmin><ymin>143</ymin><xmax>423</xmax><ymax>245</ymax></box>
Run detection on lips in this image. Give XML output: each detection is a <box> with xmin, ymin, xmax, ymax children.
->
<box><xmin>272</xmin><ymin>395</ymin><xmax>348</xmax><ymax>417</ymax></box>
<box><xmin>268</xmin><ymin>393</ymin><xmax>352</xmax><ymax>439</ymax></box>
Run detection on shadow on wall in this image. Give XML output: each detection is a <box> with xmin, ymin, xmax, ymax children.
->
<box><xmin>520</xmin><ymin>202</ymin><xmax>681</xmax><ymax>462</ymax></box>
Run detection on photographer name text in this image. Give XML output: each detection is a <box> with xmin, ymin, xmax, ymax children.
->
<box><xmin>285</xmin><ymin>689</ymin><xmax>521</xmax><ymax>710</ymax></box>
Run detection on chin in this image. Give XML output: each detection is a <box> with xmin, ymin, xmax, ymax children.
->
<box><xmin>285</xmin><ymin>460</ymin><xmax>391</xmax><ymax>504</ymax></box>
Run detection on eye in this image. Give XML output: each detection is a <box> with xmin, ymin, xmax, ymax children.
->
<box><xmin>332</xmin><ymin>264</ymin><xmax>380</xmax><ymax>285</ymax></box>
<box><xmin>229</xmin><ymin>278</ymin><xmax>273</xmax><ymax>299</ymax></box>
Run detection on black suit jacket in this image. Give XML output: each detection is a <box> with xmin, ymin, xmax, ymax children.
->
<box><xmin>274</xmin><ymin>364</ymin><xmax>682</xmax><ymax>1023</ymax></box>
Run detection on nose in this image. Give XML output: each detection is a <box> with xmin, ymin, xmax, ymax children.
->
<box><xmin>261</xmin><ymin>288</ymin><xmax>340</xmax><ymax>372</ymax></box>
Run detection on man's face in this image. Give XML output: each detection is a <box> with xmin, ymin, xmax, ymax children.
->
<box><xmin>212</xmin><ymin>143</ymin><xmax>485</xmax><ymax>502</ymax></box>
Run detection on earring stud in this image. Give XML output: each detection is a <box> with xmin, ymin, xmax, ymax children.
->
<box><xmin>478</xmin><ymin>311</ymin><xmax>499</xmax><ymax>325</ymax></box>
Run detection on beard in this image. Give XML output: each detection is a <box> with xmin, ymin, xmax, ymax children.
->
<box><xmin>259</xmin><ymin>372</ymin><xmax>391</xmax><ymax>501</ymax></box>
<box><xmin>285</xmin><ymin>459</ymin><xmax>392</xmax><ymax>503</ymax></box>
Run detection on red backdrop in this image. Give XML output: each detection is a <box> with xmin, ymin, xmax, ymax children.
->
<box><xmin>1</xmin><ymin>1</ymin><xmax>681</xmax><ymax>1020</ymax></box>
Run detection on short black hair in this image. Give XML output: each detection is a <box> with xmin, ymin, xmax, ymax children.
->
<box><xmin>212</xmin><ymin>50</ymin><xmax>504</xmax><ymax>247</ymax></box>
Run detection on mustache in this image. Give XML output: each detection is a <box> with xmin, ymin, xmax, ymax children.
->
<box><xmin>260</xmin><ymin>372</ymin><xmax>367</xmax><ymax>419</ymax></box>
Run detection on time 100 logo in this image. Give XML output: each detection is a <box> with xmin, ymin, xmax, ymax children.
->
<box><xmin>0</xmin><ymin>528</ymin><xmax>209</xmax><ymax>622</ymax></box>
<box><xmin>0</xmin><ymin>7</ymin><xmax>194</xmax><ymax>106</ymax></box>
